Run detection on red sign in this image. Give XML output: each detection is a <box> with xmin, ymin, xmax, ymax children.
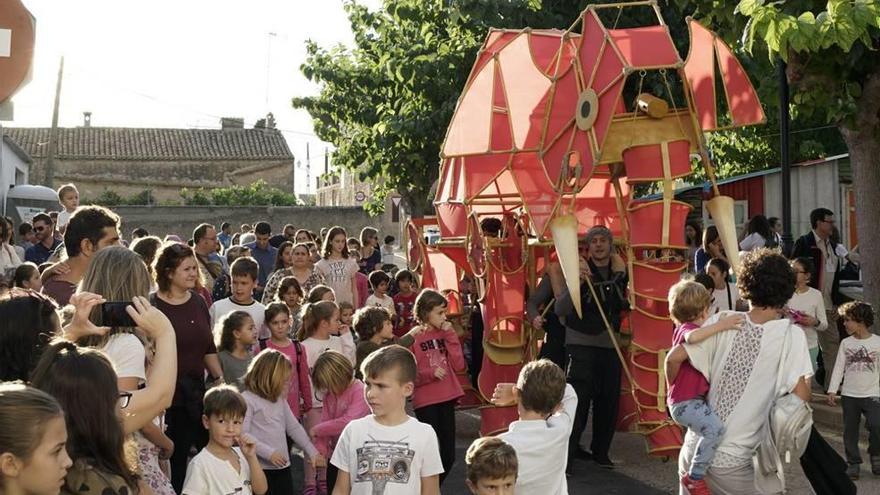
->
<box><xmin>0</xmin><ymin>0</ymin><xmax>35</xmax><ymax>103</ymax></box>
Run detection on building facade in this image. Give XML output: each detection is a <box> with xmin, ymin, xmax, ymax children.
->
<box><xmin>3</xmin><ymin>117</ymin><xmax>295</xmax><ymax>202</ymax></box>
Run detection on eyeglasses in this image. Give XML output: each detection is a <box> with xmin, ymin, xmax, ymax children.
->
<box><xmin>118</xmin><ymin>391</ymin><xmax>133</xmax><ymax>409</ymax></box>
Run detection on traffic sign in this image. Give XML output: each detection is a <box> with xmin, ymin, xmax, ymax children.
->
<box><xmin>0</xmin><ymin>0</ymin><xmax>35</xmax><ymax>103</ymax></box>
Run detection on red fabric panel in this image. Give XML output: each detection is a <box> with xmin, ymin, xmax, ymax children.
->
<box><xmin>573</xmin><ymin>177</ymin><xmax>628</xmax><ymax>238</ymax></box>
<box><xmin>714</xmin><ymin>36</ymin><xmax>765</xmax><ymax>126</ymax></box>
<box><xmin>608</xmin><ymin>26</ymin><xmax>680</xmax><ymax>68</ymax></box>
<box><xmin>623</xmin><ymin>140</ymin><xmax>692</xmax><ymax>182</ymax></box>
<box><xmin>627</xmin><ymin>201</ymin><xmax>692</xmax><ymax>248</ymax></box>
<box><xmin>436</xmin><ymin>203</ymin><xmax>468</xmax><ymax>238</ymax></box>
<box><xmin>683</xmin><ymin>20</ymin><xmax>717</xmax><ymax>130</ymax></box>
<box><xmin>511</xmin><ymin>152</ymin><xmax>558</xmax><ymax>237</ymax></box>
<box><xmin>542</xmin><ymin>66</ymin><xmax>578</xmax><ymax>155</ymax></box>
<box><xmin>491</xmin><ymin>62</ymin><xmax>514</xmax><ymax>152</ymax></box>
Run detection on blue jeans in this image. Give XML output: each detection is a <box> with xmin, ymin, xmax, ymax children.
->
<box><xmin>670</xmin><ymin>398</ymin><xmax>725</xmax><ymax>479</ymax></box>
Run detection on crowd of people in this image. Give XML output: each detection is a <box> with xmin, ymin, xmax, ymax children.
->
<box><xmin>0</xmin><ymin>181</ymin><xmax>876</xmax><ymax>495</ymax></box>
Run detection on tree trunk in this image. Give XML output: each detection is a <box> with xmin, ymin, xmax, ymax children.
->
<box><xmin>838</xmin><ymin>69</ymin><xmax>880</xmax><ymax>317</ymax></box>
<box><xmin>401</xmin><ymin>188</ymin><xmax>434</xmax><ymax>219</ymax></box>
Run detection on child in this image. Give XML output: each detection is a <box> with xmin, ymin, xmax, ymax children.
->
<box><xmin>242</xmin><ymin>350</ymin><xmax>323</xmax><ymax>495</ymax></box>
<box><xmin>275</xmin><ymin>276</ymin><xmax>304</xmax><ymax>337</ymax></box>
<box><xmin>828</xmin><ymin>301</ymin><xmax>880</xmax><ymax>479</ymax></box>
<box><xmin>298</xmin><ymin>300</ymin><xmax>355</xmax><ymax>495</ymax></box>
<box><xmin>392</xmin><ymin>269</ymin><xmax>418</xmax><ymax>338</ymax></box>
<box><xmin>307</xmin><ymin>284</ymin><xmax>336</xmax><ymax>304</ymax></box>
<box><xmin>365</xmin><ymin>271</ymin><xmax>396</xmax><ymax>317</ymax></box>
<box><xmin>213</xmin><ymin>245</ymin><xmax>251</xmax><ymax>302</ymax></box>
<box><xmin>663</xmin><ymin>280</ymin><xmax>745</xmax><ymax>493</ymax></box>
<box><xmin>265</xmin><ymin>302</ymin><xmax>312</xmax><ymax>421</ymax></box>
<box><xmin>330</xmin><ymin>345</ymin><xmax>443</xmax><ymax>495</ymax></box>
<box><xmin>706</xmin><ymin>258</ymin><xmax>743</xmax><ymax>313</ymax></box>
<box><xmin>56</xmin><ymin>183</ymin><xmax>79</xmax><ymax>233</ymax></box>
<box><xmin>310</xmin><ymin>350</ymin><xmax>370</xmax><ymax>494</ymax></box>
<box><xmin>13</xmin><ymin>262</ymin><xmax>42</xmax><ymax>290</ymax></box>
<box><xmin>407</xmin><ymin>289</ymin><xmax>465</xmax><ymax>485</ymax></box>
<box><xmin>338</xmin><ymin>301</ymin><xmax>356</xmax><ymax>340</ymax></box>
<box><xmin>183</xmin><ymin>385</ymin><xmax>268</xmax><ymax>495</ymax></box>
<box><xmin>215</xmin><ymin>311</ymin><xmax>258</xmax><ymax>387</ymax></box>
<box><xmin>489</xmin><ymin>359</ymin><xmax>575</xmax><ymax>493</ymax></box>
<box><xmin>464</xmin><ymin>436</ymin><xmax>518</xmax><ymax>495</ymax></box>
<box><xmin>315</xmin><ymin>226</ymin><xmax>359</xmax><ymax>307</ymax></box>
<box><xmin>353</xmin><ymin>306</ymin><xmax>418</xmax><ymax>378</ymax></box>
<box><xmin>210</xmin><ymin>257</ymin><xmax>268</xmax><ymax>347</ymax></box>
<box><xmin>786</xmin><ymin>257</ymin><xmax>828</xmax><ymax>372</ymax></box>
<box><xmin>0</xmin><ymin>383</ymin><xmax>73</xmax><ymax>495</ymax></box>
<box><xmin>381</xmin><ymin>235</ymin><xmax>396</xmax><ymax>271</ymax></box>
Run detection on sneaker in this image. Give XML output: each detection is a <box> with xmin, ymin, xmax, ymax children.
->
<box><xmin>871</xmin><ymin>456</ymin><xmax>880</xmax><ymax>475</ymax></box>
<box><xmin>593</xmin><ymin>455</ymin><xmax>615</xmax><ymax>469</ymax></box>
<box><xmin>681</xmin><ymin>474</ymin><xmax>712</xmax><ymax>495</ymax></box>
<box><xmin>846</xmin><ymin>463</ymin><xmax>860</xmax><ymax>480</ymax></box>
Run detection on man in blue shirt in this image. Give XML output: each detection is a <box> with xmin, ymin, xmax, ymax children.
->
<box><xmin>217</xmin><ymin>222</ymin><xmax>232</xmax><ymax>252</ymax></box>
<box><xmin>25</xmin><ymin>213</ymin><xmax>62</xmax><ymax>265</ymax></box>
<box><xmin>244</xmin><ymin>221</ymin><xmax>277</xmax><ymax>297</ymax></box>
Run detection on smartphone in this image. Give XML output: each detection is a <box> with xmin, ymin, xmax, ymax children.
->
<box><xmin>100</xmin><ymin>302</ymin><xmax>136</xmax><ymax>327</ymax></box>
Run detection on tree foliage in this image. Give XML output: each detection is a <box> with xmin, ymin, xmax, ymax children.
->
<box><xmin>180</xmin><ymin>180</ymin><xmax>299</xmax><ymax>206</ymax></box>
<box><xmin>293</xmin><ymin>0</ymin><xmax>583</xmax><ymax>217</ymax></box>
<box><xmin>680</xmin><ymin>0</ymin><xmax>880</xmax><ymax>310</ymax></box>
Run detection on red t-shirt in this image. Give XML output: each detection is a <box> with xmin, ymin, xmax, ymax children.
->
<box><xmin>153</xmin><ymin>293</ymin><xmax>217</xmax><ymax>406</ymax></box>
<box><xmin>667</xmin><ymin>322</ymin><xmax>709</xmax><ymax>406</ymax></box>
<box><xmin>393</xmin><ymin>291</ymin><xmax>418</xmax><ymax>337</ymax></box>
<box><xmin>41</xmin><ymin>276</ymin><xmax>77</xmax><ymax>306</ymax></box>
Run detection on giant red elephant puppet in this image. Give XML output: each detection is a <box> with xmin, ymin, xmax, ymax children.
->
<box><xmin>405</xmin><ymin>1</ymin><xmax>764</xmax><ymax>457</ymax></box>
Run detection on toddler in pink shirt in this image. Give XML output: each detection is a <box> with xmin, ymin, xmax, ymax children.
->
<box><xmin>664</xmin><ymin>280</ymin><xmax>744</xmax><ymax>495</ymax></box>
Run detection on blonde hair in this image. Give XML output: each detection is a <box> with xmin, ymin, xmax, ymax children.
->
<box><xmin>297</xmin><ymin>300</ymin><xmax>338</xmax><ymax>341</ymax></box>
<box><xmin>57</xmin><ymin>183</ymin><xmax>78</xmax><ymax>201</ymax></box>
<box><xmin>312</xmin><ymin>350</ymin><xmax>354</xmax><ymax>396</ymax></box>
<box><xmin>244</xmin><ymin>349</ymin><xmax>292</xmax><ymax>401</ymax></box>
<box><xmin>78</xmin><ymin>246</ymin><xmax>152</xmax><ymax>348</ymax></box>
<box><xmin>668</xmin><ymin>279</ymin><xmax>712</xmax><ymax>325</ymax></box>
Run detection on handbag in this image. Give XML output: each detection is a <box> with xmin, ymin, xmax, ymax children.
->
<box><xmin>753</xmin><ymin>322</ymin><xmax>814</xmax><ymax>494</ymax></box>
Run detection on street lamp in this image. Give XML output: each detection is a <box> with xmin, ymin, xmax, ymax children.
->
<box><xmin>779</xmin><ymin>58</ymin><xmax>793</xmax><ymax>256</ymax></box>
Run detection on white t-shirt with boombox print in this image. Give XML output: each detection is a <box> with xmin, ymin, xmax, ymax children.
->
<box><xmin>331</xmin><ymin>416</ymin><xmax>443</xmax><ymax>495</ymax></box>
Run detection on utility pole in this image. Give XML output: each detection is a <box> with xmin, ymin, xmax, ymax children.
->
<box><xmin>45</xmin><ymin>56</ymin><xmax>64</xmax><ymax>189</ymax></box>
<box><xmin>778</xmin><ymin>59</ymin><xmax>793</xmax><ymax>257</ymax></box>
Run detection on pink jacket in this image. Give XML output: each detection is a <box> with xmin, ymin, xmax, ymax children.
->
<box><xmin>409</xmin><ymin>327</ymin><xmax>465</xmax><ymax>409</ymax></box>
<box><xmin>266</xmin><ymin>340</ymin><xmax>313</xmax><ymax>419</ymax></box>
<box><xmin>312</xmin><ymin>380</ymin><xmax>370</xmax><ymax>456</ymax></box>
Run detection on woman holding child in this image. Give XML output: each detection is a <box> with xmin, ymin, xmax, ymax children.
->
<box><xmin>666</xmin><ymin>249</ymin><xmax>813</xmax><ymax>494</ymax></box>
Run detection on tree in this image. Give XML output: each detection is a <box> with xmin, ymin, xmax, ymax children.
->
<box><xmin>681</xmin><ymin>0</ymin><xmax>880</xmax><ymax>310</ymax></box>
<box><xmin>293</xmin><ymin>0</ymin><xmax>583</xmax><ymax>217</ymax></box>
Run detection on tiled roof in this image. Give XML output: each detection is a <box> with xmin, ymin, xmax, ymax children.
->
<box><xmin>2</xmin><ymin>126</ymin><xmax>293</xmax><ymax>161</ymax></box>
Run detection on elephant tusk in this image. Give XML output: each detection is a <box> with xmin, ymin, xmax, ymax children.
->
<box><xmin>551</xmin><ymin>213</ymin><xmax>583</xmax><ymax>319</ymax></box>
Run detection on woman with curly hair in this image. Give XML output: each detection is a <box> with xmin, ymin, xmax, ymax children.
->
<box><xmin>666</xmin><ymin>249</ymin><xmax>813</xmax><ymax>493</ymax></box>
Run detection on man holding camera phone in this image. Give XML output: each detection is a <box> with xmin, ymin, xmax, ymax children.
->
<box><xmin>42</xmin><ymin>205</ymin><xmax>121</xmax><ymax>305</ymax></box>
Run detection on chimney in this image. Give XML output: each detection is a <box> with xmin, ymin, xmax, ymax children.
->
<box><xmin>220</xmin><ymin>117</ymin><xmax>244</xmax><ymax>130</ymax></box>
<box><xmin>83</xmin><ymin>111</ymin><xmax>91</xmax><ymax>128</ymax></box>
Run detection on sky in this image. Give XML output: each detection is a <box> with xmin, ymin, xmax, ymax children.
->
<box><xmin>5</xmin><ymin>0</ymin><xmax>382</xmax><ymax>194</ymax></box>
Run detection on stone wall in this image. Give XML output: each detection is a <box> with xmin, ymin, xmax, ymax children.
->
<box><xmin>111</xmin><ymin>205</ymin><xmax>402</xmax><ymax>241</ymax></box>
<box><xmin>44</xmin><ymin>158</ymin><xmax>294</xmax><ymax>202</ymax></box>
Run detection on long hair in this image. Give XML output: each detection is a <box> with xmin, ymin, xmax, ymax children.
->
<box><xmin>130</xmin><ymin>236</ymin><xmax>162</xmax><ymax>277</ymax></box>
<box><xmin>215</xmin><ymin>311</ymin><xmax>253</xmax><ymax>353</ymax></box>
<box><xmin>306</xmin><ymin>284</ymin><xmax>335</xmax><ymax>304</ymax></box>
<box><xmin>78</xmin><ymin>246</ymin><xmax>152</xmax><ymax>348</ymax></box>
<box><xmin>13</xmin><ymin>262</ymin><xmax>40</xmax><ymax>288</ymax></box>
<box><xmin>0</xmin><ymin>382</ymin><xmax>65</xmax><ymax>464</ymax></box>
<box><xmin>244</xmin><ymin>349</ymin><xmax>292</xmax><ymax>401</ymax></box>
<box><xmin>276</xmin><ymin>276</ymin><xmax>303</xmax><ymax>303</ymax></box>
<box><xmin>746</xmin><ymin>215</ymin><xmax>773</xmax><ymax>242</ymax></box>
<box><xmin>414</xmin><ymin>289</ymin><xmax>448</xmax><ymax>325</ymax></box>
<box><xmin>31</xmin><ymin>340</ymin><xmax>138</xmax><ymax>490</ymax></box>
<box><xmin>0</xmin><ymin>290</ymin><xmax>60</xmax><ymax>382</ymax></box>
<box><xmin>321</xmin><ymin>226</ymin><xmax>348</xmax><ymax>259</ymax></box>
<box><xmin>701</xmin><ymin>225</ymin><xmax>720</xmax><ymax>252</ymax></box>
<box><xmin>273</xmin><ymin>241</ymin><xmax>294</xmax><ymax>271</ymax></box>
<box><xmin>685</xmin><ymin>221</ymin><xmax>702</xmax><ymax>248</ymax></box>
<box><xmin>312</xmin><ymin>350</ymin><xmax>354</xmax><ymax>396</ymax></box>
<box><xmin>297</xmin><ymin>300</ymin><xmax>338</xmax><ymax>341</ymax></box>
<box><xmin>360</xmin><ymin>227</ymin><xmax>378</xmax><ymax>249</ymax></box>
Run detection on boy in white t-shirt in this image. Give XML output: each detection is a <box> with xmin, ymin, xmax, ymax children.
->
<box><xmin>56</xmin><ymin>183</ymin><xmax>79</xmax><ymax>233</ymax></box>
<box><xmin>492</xmin><ymin>359</ymin><xmax>577</xmax><ymax>495</ymax></box>
<box><xmin>183</xmin><ymin>385</ymin><xmax>267</xmax><ymax>495</ymax></box>
<box><xmin>331</xmin><ymin>345</ymin><xmax>443</xmax><ymax>495</ymax></box>
<box><xmin>210</xmin><ymin>257</ymin><xmax>268</xmax><ymax>346</ymax></box>
<box><xmin>365</xmin><ymin>270</ymin><xmax>396</xmax><ymax>317</ymax></box>
<box><xmin>827</xmin><ymin>301</ymin><xmax>880</xmax><ymax>479</ymax></box>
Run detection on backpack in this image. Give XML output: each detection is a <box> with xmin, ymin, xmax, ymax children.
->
<box><xmin>753</xmin><ymin>322</ymin><xmax>813</xmax><ymax>493</ymax></box>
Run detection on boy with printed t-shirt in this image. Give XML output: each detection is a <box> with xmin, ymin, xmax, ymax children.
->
<box><xmin>492</xmin><ymin>359</ymin><xmax>576</xmax><ymax>495</ymax></box>
<box><xmin>211</xmin><ymin>257</ymin><xmax>268</xmax><ymax>346</ymax></box>
<box><xmin>827</xmin><ymin>301</ymin><xmax>880</xmax><ymax>479</ymax></box>
<box><xmin>331</xmin><ymin>345</ymin><xmax>443</xmax><ymax>495</ymax></box>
